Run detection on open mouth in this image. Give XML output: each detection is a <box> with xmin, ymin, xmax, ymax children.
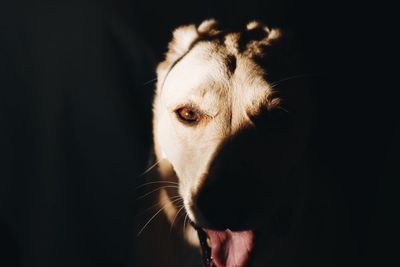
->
<box><xmin>191</xmin><ymin>222</ymin><xmax>255</xmax><ymax>267</ymax></box>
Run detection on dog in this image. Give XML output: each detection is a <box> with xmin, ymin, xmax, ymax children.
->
<box><xmin>135</xmin><ymin>19</ymin><xmax>333</xmax><ymax>267</ymax></box>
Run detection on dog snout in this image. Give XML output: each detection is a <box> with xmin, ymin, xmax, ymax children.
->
<box><xmin>188</xmin><ymin>127</ymin><xmax>283</xmax><ymax>231</ymax></box>
<box><xmin>193</xmin><ymin>180</ymin><xmax>255</xmax><ymax>230</ymax></box>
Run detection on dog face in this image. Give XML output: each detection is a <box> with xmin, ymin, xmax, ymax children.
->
<box><xmin>152</xmin><ymin>20</ymin><xmax>311</xmax><ymax>266</ymax></box>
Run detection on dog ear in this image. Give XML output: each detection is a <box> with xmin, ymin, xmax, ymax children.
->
<box><xmin>167</xmin><ymin>25</ymin><xmax>199</xmax><ymax>63</ymax></box>
<box><xmin>156</xmin><ymin>24</ymin><xmax>198</xmax><ymax>86</ymax></box>
<box><xmin>241</xmin><ymin>21</ymin><xmax>281</xmax><ymax>58</ymax></box>
<box><xmin>165</xmin><ymin>19</ymin><xmax>219</xmax><ymax>63</ymax></box>
<box><xmin>197</xmin><ymin>19</ymin><xmax>219</xmax><ymax>35</ymax></box>
<box><xmin>156</xmin><ymin>19</ymin><xmax>220</xmax><ymax>88</ymax></box>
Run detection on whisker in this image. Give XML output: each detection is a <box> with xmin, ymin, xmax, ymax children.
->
<box><xmin>183</xmin><ymin>214</ymin><xmax>189</xmax><ymax>236</ymax></box>
<box><xmin>177</xmin><ymin>208</ymin><xmax>187</xmax><ymax>229</ymax></box>
<box><xmin>270</xmin><ymin>73</ymin><xmax>322</xmax><ymax>88</ymax></box>
<box><xmin>142</xmin><ymin>77</ymin><xmax>157</xmax><ymax>86</ymax></box>
<box><xmin>276</xmin><ymin>106</ymin><xmax>290</xmax><ymax>114</ymax></box>
<box><xmin>137</xmin><ymin>158</ymin><xmax>164</xmax><ymax>178</ymax></box>
<box><xmin>137</xmin><ymin>197</ymin><xmax>182</xmax><ymax>236</ymax></box>
<box><xmin>136</xmin><ymin>185</ymin><xmax>179</xmax><ymax>200</ymax></box>
<box><xmin>134</xmin><ymin>180</ymin><xmax>179</xmax><ymax>190</ymax></box>
<box><xmin>170</xmin><ymin>204</ymin><xmax>185</xmax><ymax>233</ymax></box>
<box><xmin>139</xmin><ymin>195</ymin><xmax>182</xmax><ymax>216</ymax></box>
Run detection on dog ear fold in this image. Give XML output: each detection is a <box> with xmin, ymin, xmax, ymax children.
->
<box><xmin>156</xmin><ymin>19</ymin><xmax>220</xmax><ymax>89</ymax></box>
<box><xmin>168</xmin><ymin>25</ymin><xmax>199</xmax><ymax>62</ymax></box>
<box><xmin>156</xmin><ymin>24</ymin><xmax>199</xmax><ymax>85</ymax></box>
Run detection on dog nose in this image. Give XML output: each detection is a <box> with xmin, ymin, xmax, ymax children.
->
<box><xmin>191</xmin><ymin>128</ymin><xmax>263</xmax><ymax>230</ymax></box>
<box><xmin>193</xmin><ymin>180</ymin><xmax>255</xmax><ymax>230</ymax></box>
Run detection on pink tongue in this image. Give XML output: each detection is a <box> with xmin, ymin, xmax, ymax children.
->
<box><xmin>204</xmin><ymin>229</ymin><xmax>254</xmax><ymax>267</ymax></box>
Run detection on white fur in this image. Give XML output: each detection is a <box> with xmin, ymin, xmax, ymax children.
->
<box><xmin>152</xmin><ymin>20</ymin><xmax>282</xmax><ymax>246</ymax></box>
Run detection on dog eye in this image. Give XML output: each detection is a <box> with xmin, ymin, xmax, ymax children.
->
<box><xmin>175</xmin><ymin>107</ymin><xmax>201</xmax><ymax>125</ymax></box>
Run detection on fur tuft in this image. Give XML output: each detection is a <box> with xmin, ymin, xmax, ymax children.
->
<box><xmin>242</xmin><ymin>21</ymin><xmax>281</xmax><ymax>58</ymax></box>
<box><xmin>197</xmin><ymin>19</ymin><xmax>219</xmax><ymax>35</ymax></box>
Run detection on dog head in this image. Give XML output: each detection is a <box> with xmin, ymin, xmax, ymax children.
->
<box><xmin>152</xmin><ymin>19</ymin><xmax>311</xmax><ymax>266</ymax></box>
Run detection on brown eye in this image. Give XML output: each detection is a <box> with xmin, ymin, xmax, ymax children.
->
<box><xmin>176</xmin><ymin>107</ymin><xmax>201</xmax><ymax>125</ymax></box>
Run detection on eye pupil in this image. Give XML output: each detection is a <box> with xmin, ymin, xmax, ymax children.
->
<box><xmin>185</xmin><ymin>110</ymin><xmax>193</xmax><ymax>117</ymax></box>
<box><xmin>176</xmin><ymin>107</ymin><xmax>200</xmax><ymax>124</ymax></box>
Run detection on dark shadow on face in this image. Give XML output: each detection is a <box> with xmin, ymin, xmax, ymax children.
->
<box><xmin>193</xmin><ymin>74</ymin><xmax>312</xmax><ymax>231</ymax></box>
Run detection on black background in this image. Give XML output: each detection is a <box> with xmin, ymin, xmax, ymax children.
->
<box><xmin>0</xmin><ymin>0</ymin><xmax>397</xmax><ymax>267</ymax></box>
